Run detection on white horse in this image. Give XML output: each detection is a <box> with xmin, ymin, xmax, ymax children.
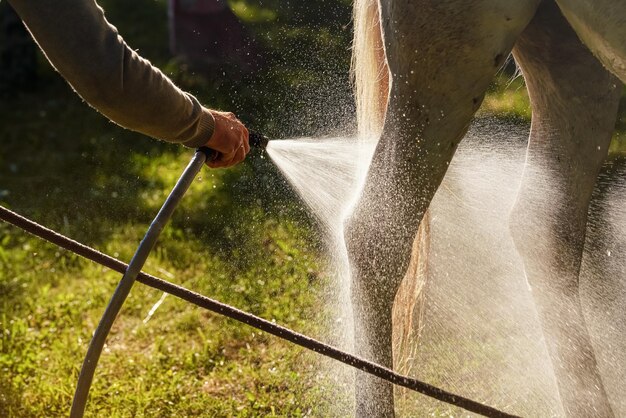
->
<box><xmin>346</xmin><ymin>0</ymin><xmax>626</xmax><ymax>416</ymax></box>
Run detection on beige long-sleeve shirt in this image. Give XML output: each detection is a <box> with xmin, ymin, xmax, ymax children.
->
<box><xmin>7</xmin><ymin>0</ymin><xmax>215</xmax><ymax>148</ymax></box>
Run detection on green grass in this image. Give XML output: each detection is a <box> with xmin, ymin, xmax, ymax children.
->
<box><xmin>0</xmin><ymin>114</ymin><xmax>338</xmax><ymax>416</ymax></box>
<box><xmin>0</xmin><ymin>116</ymin><xmax>341</xmax><ymax>416</ymax></box>
<box><xmin>480</xmin><ymin>73</ymin><xmax>532</xmax><ymax>121</ymax></box>
<box><xmin>0</xmin><ymin>0</ymin><xmax>353</xmax><ymax>416</ymax></box>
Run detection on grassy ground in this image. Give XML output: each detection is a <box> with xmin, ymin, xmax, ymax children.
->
<box><xmin>0</xmin><ymin>89</ymin><xmax>341</xmax><ymax>416</ymax></box>
<box><xmin>2</xmin><ymin>1</ymin><xmax>626</xmax><ymax>416</ymax></box>
<box><xmin>1</xmin><ymin>0</ymin><xmax>353</xmax><ymax>416</ymax></box>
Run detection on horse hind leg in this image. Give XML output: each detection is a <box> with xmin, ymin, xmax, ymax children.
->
<box><xmin>510</xmin><ymin>2</ymin><xmax>621</xmax><ymax>416</ymax></box>
<box><xmin>346</xmin><ymin>1</ymin><xmax>540</xmax><ymax>416</ymax></box>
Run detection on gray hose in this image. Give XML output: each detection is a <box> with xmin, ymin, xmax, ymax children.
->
<box><xmin>70</xmin><ymin>149</ymin><xmax>208</xmax><ymax>418</ymax></box>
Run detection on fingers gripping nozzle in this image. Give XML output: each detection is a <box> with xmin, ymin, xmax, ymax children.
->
<box><xmin>197</xmin><ymin>130</ymin><xmax>269</xmax><ymax>162</ymax></box>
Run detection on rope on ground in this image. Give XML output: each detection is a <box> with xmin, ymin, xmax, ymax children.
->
<box><xmin>0</xmin><ymin>204</ymin><xmax>519</xmax><ymax>418</ymax></box>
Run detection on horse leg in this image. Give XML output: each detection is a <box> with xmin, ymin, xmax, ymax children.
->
<box><xmin>352</xmin><ymin>0</ymin><xmax>431</xmax><ymax>391</ymax></box>
<box><xmin>510</xmin><ymin>3</ymin><xmax>621</xmax><ymax>416</ymax></box>
<box><xmin>345</xmin><ymin>1</ymin><xmax>540</xmax><ymax>415</ymax></box>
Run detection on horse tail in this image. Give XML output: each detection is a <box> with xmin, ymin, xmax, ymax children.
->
<box><xmin>393</xmin><ymin>211</ymin><xmax>430</xmax><ymax>389</ymax></box>
<box><xmin>352</xmin><ymin>0</ymin><xmax>389</xmax><ymax>138</ymax></box>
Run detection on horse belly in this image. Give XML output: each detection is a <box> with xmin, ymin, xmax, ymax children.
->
<box><xmin>556</xmin><ymin>0</ymin><xmax>626</xmax><ymax>81</ymax></box>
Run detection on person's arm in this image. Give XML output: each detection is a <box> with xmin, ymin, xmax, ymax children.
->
<box><xmin>7</xmin><ymin>0</ymin><xmax>248</xmax><ymax>166</ymax></box>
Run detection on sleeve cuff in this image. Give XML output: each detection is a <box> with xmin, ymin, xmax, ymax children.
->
<box><xmin>180</xmin><ymin>96</ymin><xmax>216</xmax><ymax>148</ymax></box>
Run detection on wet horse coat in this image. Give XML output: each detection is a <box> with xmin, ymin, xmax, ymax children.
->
<box><xmin>347</xmin><ymin>0</ymin><xmax>626</xmax><ymax>416</ymax></box>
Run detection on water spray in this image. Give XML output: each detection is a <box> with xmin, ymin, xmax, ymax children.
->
<box><xmin>0</xmin><ymin>128</ymin><xmax>522</xmax><ymax>417</ymax></box>
<box><xmin>70</xmin><ymin>131</ymin><xmax>268</xmax><ymax>418</ymax></box>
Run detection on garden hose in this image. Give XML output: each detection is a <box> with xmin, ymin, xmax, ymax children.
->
<box><xmin>70</xmin><ymin>132</ymin><xmax>268</xmax><ymax>418</ymax></box>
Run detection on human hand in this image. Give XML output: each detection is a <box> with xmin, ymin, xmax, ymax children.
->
<box><xmin>204</xmin><ymin>110</ymin><xmax>250</xmax><ymax>168</ymax></box>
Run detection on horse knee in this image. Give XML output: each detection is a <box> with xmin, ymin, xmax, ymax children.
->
<box><xmin>344</xmin><ymin>210</ymin><xmax>413</xmax><ymax>302</ymax></box>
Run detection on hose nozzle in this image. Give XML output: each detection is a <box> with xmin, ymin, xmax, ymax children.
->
<box><xmin>198</xmin><ymin>130</ymin><xmax>269</xmax><ymax>161</ymax></box>
<box><xmin>249</xmin><ymin>131</ymin><xmax>269</xmax><ymax>150</ymax></box>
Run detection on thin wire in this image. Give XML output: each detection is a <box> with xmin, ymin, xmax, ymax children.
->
<box><xmin>0</xmin><ymin>204</ymin><xmax>519</xmax><ymax>418</ymax></box>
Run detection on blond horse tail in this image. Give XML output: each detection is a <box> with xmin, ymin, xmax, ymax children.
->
<box><xmin>352</xmin><ymin>0</ymin><xmax>389</xmax><ymax>138</ymax></box>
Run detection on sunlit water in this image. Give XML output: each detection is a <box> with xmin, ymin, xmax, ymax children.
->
<box><xmin>266</xmin><ymin>136</ymin><xmax>376</xmax><ymax>357</ymax></box>
<box><xmin>266</xmin><ymin>118</ymin><xmax>626</xmax><ymax>416</ymax></box>
<box><xmin>267</xmin><ymin>136</ymin><xmax>375</xmax><ymax>412</ymax></box>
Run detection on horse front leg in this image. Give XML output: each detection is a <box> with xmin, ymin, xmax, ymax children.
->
<box><xmin>511</xmin><ymin>3</ymin><xmax>621</xmax><ymax>416</ymax></box>
<box><xmin>346</xmin><ymin>2</ymin><xmax>540</xmax><ymax>415</ymax></box>
<box><xmin>344</xmin><ymin>109</ymin><xmax>455</xmax><ymax>417</ymax></box>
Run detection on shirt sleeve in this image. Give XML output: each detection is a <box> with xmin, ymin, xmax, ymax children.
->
<box><xmin>7</xmin><ymin>0</ymin><xmax>214</xmax><ymax>148</ymax></box>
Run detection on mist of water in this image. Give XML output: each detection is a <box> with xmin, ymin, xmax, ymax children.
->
<box><xmin>266</xmin><ymin>136</ymin><xmax>377</xmax><ymax>414</ymax></box>
<box><xmin>265</xmin><ymin>118</ymin><xmax>626</xmax><ymax>416</ymax></box>
<box><xmin>266</xmin><ymin>137</ymin><xmax>377</xmax><ymax>236</ymax></box>
<box><xmin>266</xmin><ymin>136</ymin><xmax>377</xmax><ymax>349</ymax></box>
